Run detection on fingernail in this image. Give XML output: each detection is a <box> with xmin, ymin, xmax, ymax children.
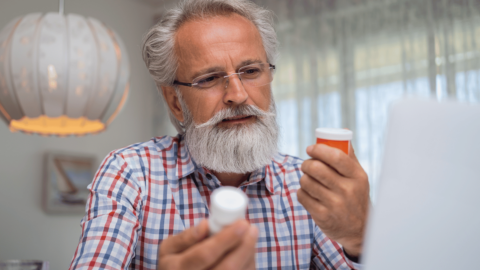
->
<box><xmin>236</xmin><ymin>222</ymin><xmax>249</xmax><ymax>236</ymax></box>
<box><xmin>306</xmin><ymin>145</ymin><xmax>313</xmax><ymax>154</ymax></box>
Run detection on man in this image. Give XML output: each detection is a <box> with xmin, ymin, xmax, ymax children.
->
<box><xmin>69</xmin><ymin>0</ymin><xmax>370</xmax><ymax>269</ymax></box>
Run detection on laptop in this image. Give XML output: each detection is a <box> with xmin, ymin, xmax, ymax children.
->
<box><xmin>362</xmin><ymin>98</ymin><xmax>480</xmax><ymax>270</ymax></box>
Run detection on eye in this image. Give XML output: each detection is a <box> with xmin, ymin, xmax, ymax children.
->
<box><xmin>241</xmin><ymin>67</ymin><xmax>262</xmax><ymax>79</ymax></box>
<box><xmin>195</xmin><ymin>74</ymin><xmax>222</xmax><ymax>88</ymax></box>
<box><xmin>244</xmin><ymin>68</ymin><xmax>260</xmax><ymax>74</ymax></box>
<box><xmin>199</xmin><ymin>76</ymin><xmax>216</xmax><ymax>83</ymax></box>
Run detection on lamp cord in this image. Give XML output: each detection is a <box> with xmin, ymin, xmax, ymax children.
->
<box><xmin>59</xmin><ymin>0</ymin><xmax>65</xmax><ymax>15</ymax></box>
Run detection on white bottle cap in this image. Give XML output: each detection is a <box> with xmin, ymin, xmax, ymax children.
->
<box><xmin>315</xmin><ymin>128</ymin><xmax>353</xmax><ymax>141</ymax></box>
<box><xmin>209</xmin><ymin>186</ymin><xmax>249</xmax><ymax>235</ymax></box>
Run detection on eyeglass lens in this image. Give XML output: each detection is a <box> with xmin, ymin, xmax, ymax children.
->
<box><xmin>193</xmin><ymin>63</ymin><xmax>274</xmax><ymax>90</ymax></box>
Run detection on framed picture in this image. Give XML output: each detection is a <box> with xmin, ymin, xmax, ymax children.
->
<box><xmin>43</xmin><ymin>152</ymin><xmax>96</xmax><ymax>214</ymax></box>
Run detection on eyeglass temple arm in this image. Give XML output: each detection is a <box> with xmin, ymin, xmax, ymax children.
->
<box><xmin>173</xmin><ymin>64</ymin><xmax>275</xmax><ymax>87</ymax></box>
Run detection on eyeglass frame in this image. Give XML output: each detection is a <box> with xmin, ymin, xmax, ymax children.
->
<box><xmin>173</xmin><ymin>63</ymin><xmax>276</xmax><ymax>88</ymax></box>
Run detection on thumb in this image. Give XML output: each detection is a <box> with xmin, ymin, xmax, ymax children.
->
<box><xmin>159</xmin><ymin>219</ymin><xmax>209</xmax><ymax>256</ymax></box>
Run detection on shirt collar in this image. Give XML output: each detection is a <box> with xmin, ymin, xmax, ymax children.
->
<box><xmin>245</xmin><ymin>165</ymin><xmax>276</xmax><ymax>194</ymax></box>
<box><xmin>174</xmin><ymin>134</ymin><xmax>277</xmax><ymax>194</ymax></box>
<box><xmin>174</xmin><ymin>134</ymin><xmax>196</xmax><ymax>179</ymax></box>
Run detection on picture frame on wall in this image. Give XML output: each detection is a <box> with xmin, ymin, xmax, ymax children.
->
<box><xmin>43</xmin><ymin>152</ymin><xmax>96</xmax><ymax>214</ymax></box>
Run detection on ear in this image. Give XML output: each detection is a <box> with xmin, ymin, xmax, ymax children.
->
<box><xmin>161</xmin><ymin>85</ymin><xmax>185</xmax><ymax>123</ymax></box>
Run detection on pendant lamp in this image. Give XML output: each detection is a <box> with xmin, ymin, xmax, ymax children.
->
<box><xmin>0</xmin><ymin>0</ymin><xmax>130</xmax><ymax>136</ymax></box>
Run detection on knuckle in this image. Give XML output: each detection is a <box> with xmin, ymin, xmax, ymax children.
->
<box><xmin>299</xmin><ymin>175</ymin><xmax>306</xmax><ymax>187</ymax></box>
<box><xmin>360</xmin><ymin>171</ymin><xmax>369</xmax><ymax>183</ymax></box>
<box><xmin>320</xmin><ymin>206</ymin><xmax>330</xmax><ymax>216</ymax></box>
<box><xmin>297</xmin><ymin>189</ymin><xmax>306</xmax><ymax>204</ymax></box>
<box><xmin>314</xmin><ymin>207</ymin><xmax>328</xmax><ymax>222</ymax></box>
<box><xmin>301</xmin><ymin>161</ymin><xmax>306</xmax><ymax>172</ymax></box>
<box><xmin>158</xmin><ymin>244</ymin><xmax>167</xmax><ymax>257</ymax></box>
<box><xmin>176</xmin><ymin>232</ymin><xmax>188</xmax><ymax>245</ymax></box>
<box><xmin>331</xmin><ymin>150</ymin><xmax>343</xmax><ymax>164</ymax></box>
<box><xmin>306</xmin><ymin>160</ymin><xmax>322</xmax><ymax>174</ymax></box>
<box><xmin>313</xmin><ymin>205</ymin><xmax>324</xmax><ymax>217</ymax></box>
<box><xmin>170</xmin><ymin>230</ymin><xmax>188</xmax><ymax>245</ymax></box>
<box><xmin>330</xmin><ymin>195</ymin><xmax>343</xmax><ymax>209</ymax></box>
<box><xmin>158</xmin><ymin>238</ymin><xmax>173</xmax><ymax>256</ymax></box>
<box><xmin>343</xmin><ymin>188</ymin><xmax>354</xmax><ymax>199</ymax></box>
<box><xmin>198</xmin><ymin>250</ymin><xmax>215</xmax><ymax>265</ymax></box>
<box><xmin>316</xmin><ymin>169</ymin><xmax>328</xmax><ymax>182</ymax></box>
<box><xmin>301</xmin><ymin>160</ymin><xmax>312</xmax><ymax>173</ymax></box>
<box><xmin>299</xmin><ymin>175</ymin><xmax>311</xmax><ymax>188</ymax></box>
<box><xmin>297</xmin><ymin>189</ymin><xmax>304</xmax><ymax>200</ymax></box>
<box><xmin>188</xmin><ymin>249</ymin><xmax>213</xmax><ymax>267</ymax></box>
<box><xmin>338</xmin><ymin>182</ymin><xmax>351</xmax><ymax>196</ymax></box>
<box><xmin>346</xmin><ymin>185</ymin><xmax>357</xmax><ymax>197</ymax></box>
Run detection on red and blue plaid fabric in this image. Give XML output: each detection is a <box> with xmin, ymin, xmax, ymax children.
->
<box><xmin>69</xmin><ymin>135</ymin><xmax>361</xmax><ymax>270</ymax></box>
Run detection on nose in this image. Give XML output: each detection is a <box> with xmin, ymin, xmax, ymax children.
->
<box><xmin>223</xmin><ymin>73</ymin><xmax>248</xmax><ymax>105</ymax></box>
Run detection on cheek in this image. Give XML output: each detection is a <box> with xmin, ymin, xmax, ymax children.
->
<box><xmin>249</xmin><ymin>86</ymin><xmax>271</xmax><ymax>110</ymax></box>
<box><xmin>186</xmin><ymin>91</ymin><xmax>224</xmax><ymax>122</ymax></box>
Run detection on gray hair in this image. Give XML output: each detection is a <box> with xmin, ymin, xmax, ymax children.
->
<box><xmin>142</xmin><ymin>0</ymin><xmax>279</xmax><ymax>133</ymax></box>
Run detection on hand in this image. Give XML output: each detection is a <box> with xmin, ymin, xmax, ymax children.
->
<box><xmin>157</xmin><ymin>219</ymin><xmax>258</xmax><ymax>270</ymax></box>
<box><xmin>297</xmin><ymin>143</ymin><xmax>370</xmax><ymax>257</ymax></box>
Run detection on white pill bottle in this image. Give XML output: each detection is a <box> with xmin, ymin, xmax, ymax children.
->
<box><xmin>208</xmin><ymin>186</ymin><xmax>249</xmax><ymax>235</ymax></box>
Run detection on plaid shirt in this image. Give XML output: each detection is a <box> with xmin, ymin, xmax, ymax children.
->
<box><xmin>69</xmin><ymin>135</ymin><xmax>361</xmax><ymax>270</ymax></box>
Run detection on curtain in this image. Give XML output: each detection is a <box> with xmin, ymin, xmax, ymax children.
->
<box><xmin>253</xmin><ymin>0</ymin><xmax>480</xmax><ymax>200</ymax></box>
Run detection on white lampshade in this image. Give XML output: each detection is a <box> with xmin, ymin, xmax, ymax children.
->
<box><xmin>0</xmin><ymin>12</ymin><xmax>130</xmax><ymax>136</ymax></box>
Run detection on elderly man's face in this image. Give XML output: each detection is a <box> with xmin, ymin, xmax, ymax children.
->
<box><xmin>171</xmin><ymin>13</ymin><xmax>271</xmax><ymax>126</ymax></box>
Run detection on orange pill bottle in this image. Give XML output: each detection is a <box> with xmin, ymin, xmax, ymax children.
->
<box><xmin>315</xmin><ymin>128</ymin><xmax>353</xmax><ymax>155</ymax></box>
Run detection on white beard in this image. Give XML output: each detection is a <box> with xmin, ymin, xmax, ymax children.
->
<box><xmin>181</xmin><ymin>99</ymin><xmax>279</xmax><ymax>174</ymax></box>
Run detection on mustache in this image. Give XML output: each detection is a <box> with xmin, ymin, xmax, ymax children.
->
<box><xmin>194</xmin><ymin>105</ymin><xmax>276</xmax><ymax>129</ymax></box>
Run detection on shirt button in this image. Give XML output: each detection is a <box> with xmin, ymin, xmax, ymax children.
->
<box><xmin>206</xmin><ymin>174</ymin><xmax>212</xmax><ymax>180</ymax></box>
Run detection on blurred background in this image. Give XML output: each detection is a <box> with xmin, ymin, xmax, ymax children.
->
<box><xmin>0</xmin><ymin>0</ymin><xmax>479</xmax><ymax>269</ymax></box>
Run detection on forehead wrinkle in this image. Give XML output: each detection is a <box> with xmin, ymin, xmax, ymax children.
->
<box><xmin>174</xmin><ymin>13</ymin><xmax>266</xmax><ymax>81</ymax></box>
<box><xmin>175</xmin><ymin>13</ymin><xmax>261</xmax><ymax>56</ymax></box>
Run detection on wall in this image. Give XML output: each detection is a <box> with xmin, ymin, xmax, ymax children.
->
<box><xmin>0</xmin><ymin>0</ymin><xmax>162</xmax><ymax>269</ymax></box>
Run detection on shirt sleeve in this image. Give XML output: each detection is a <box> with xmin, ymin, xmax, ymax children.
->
<box><xmin>310</xmin><ymin>225</ymin><xmax>363</xmax><ymax>270</ymax></box>
<box><xmin>69</xmin><ymin>152</ymin><xmax>143</xmax><ymax>270</ymax></box>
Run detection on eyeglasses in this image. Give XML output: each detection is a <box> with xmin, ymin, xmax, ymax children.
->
<box><xmin>173</xmin><ymin>63</ymin><xmax>276</xmax><ymax>90</ymax></box>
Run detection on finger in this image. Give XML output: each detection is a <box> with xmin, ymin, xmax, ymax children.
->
<box><xmin>297</xmin><ymin>188</ymin><xmax>329</xmax><ymax>215</ymax></box>
<box><xmin>306</xmin><ymin>144</ymin><xmax>356</xmax><ymax>177</ymax></box>
<box><xmin>301</xmin><ymin>159</ymin><xmax>342</xmax><ymax>190</ymax></box>
<box><xmin>299</xmin><ymin>174</ymin><xmax>335</xmax><ymax>202</ymax></box>
<box><xmin>297</xmin><ymin>188</ymin><xmax>328</xmax><ymax>221</ymax></box>
<box><xmin>159</xmin><ymin>219</ymin><xmax>209</xmax><ymax>256</ymax></box>
<box><xmin>179</xmin><ymin>220</ymin><xmax>250</xmax><ymax>270</ymax></box>
<box><xmin>211</xmin><ymin>226</ymin><xmax>259</xmax><ymax>270</ymax></box>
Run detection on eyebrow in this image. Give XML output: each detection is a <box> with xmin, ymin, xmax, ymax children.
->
<box><xmin>236</xmin><ymin>59</ymin><xmax>264</xmax><ymax>69</ymax></box>
<box><xmin>189</xmin><ymin>58</ymin><xmax>265</xmax><ymax>81</ymax></box>
<box><xmin>190</xmin><ymin>66</ymin><xmax>224</xmax><ymax>81</ymax></box>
